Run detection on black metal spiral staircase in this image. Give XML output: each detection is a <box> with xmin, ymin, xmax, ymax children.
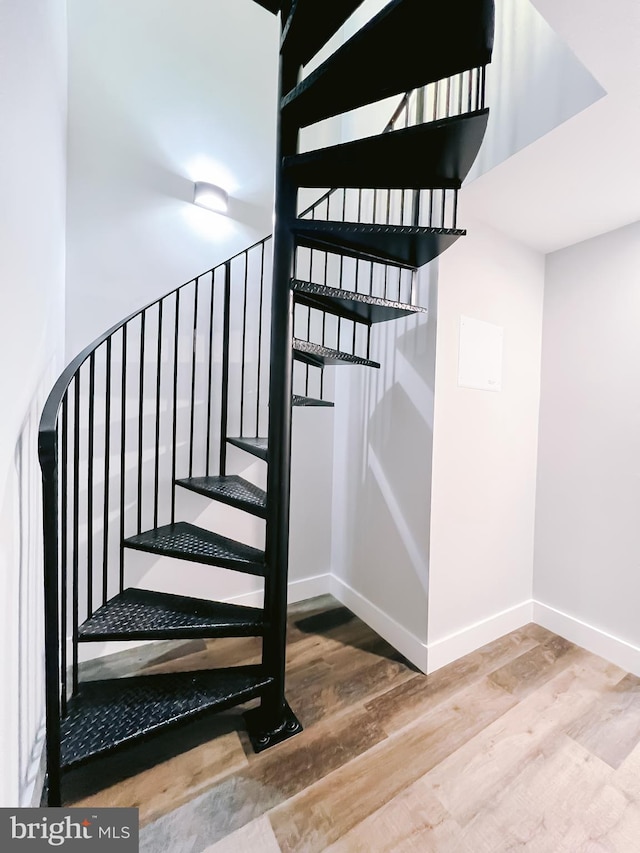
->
<box><xmin>38</xmin><ymin>0</ymin><xmax>494</xmax><ymax>806</ymax></box>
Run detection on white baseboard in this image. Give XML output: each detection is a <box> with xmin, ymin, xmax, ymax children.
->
<box><xmin>225</xmin><ymin>573</ymin><xmax>331</xmax><ymax>609</ymax></box>
<box><xmin>533</xmin><ymin>600</ymin><xmax>640</xmax><ymax>677</ymax></box>
<box><xmin>330</xmin><ymin>575</ymin><xmax>429</xmax><ymax>673</ymax></box>
<box><xmin>426</xmin><ymin>600</ymin><xmax>534</xmax><ymax>674</ymax></box>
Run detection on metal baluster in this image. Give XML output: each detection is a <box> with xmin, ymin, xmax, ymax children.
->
<box><xmin>219</xmin><ymin>263</ymin><xmax>231</xmax><ymax>476</ymax></box>
<box><xmin>137</xmin><ymin>312</ymin><xmax>147</xmax><ymax>534</ymax></box>
<box><xmin>171</xmin><ymin>292</ymin><xmax>180</xmax><ymax>521</ymax></box>
<box><xmin>206</xmin><ymin>271</ymin><xmax>216</xmax><ymax>473</ymax></box>
<box><xmin>453</xmin><ymin>189</ymin><xmax>459</xmax><ymax>230</ymax></box>
<box><xmin>102</xmin><ymin>336</ymin><xmax>112</xmax><ymax>605</ymax></box>
<box><xmin>72</xmin><ymin>374</ymin><xmax>80</xmax><ymax>692</ymax></box>
<box><xmin>60</xmin><ymin>395</ymin><xmax>68</xmax><ymax>716</ymax></box>
<box><xmin>240</xmin><ymin>254</ymin><xmax>249</xmax><ymax>436</ymax></box>
<box><xmin>468</xmin><ymin>69</ymin><xmax>473</xmax><ymax>112</ymax></box>
<box><xmin>87</xmin><ymin>353</ymin><xmax>95</xmax><ymax>614</ymax></box>
<box><xmin>458</xmin><ymin>72</ymin><xmax>464</xmax><ymax>115</ymax></box>
<box><xmin>256</xmin><ymin>243</ymin><xmax>265</xmax><ymax>437</ymax></box>
<box><xmin>153</xmin><ymin>301</ymin><xmax>163</xmax><ymax>530</ymax></box>
<box><xmin>188</xmin><ymin>281</ymin><xmax>199</xmax><ymax>475</ymax></box>
<box><xmin>119</xmin><ymin>324</ymin><xmax>127</xmax><ymax>590</ymax></box>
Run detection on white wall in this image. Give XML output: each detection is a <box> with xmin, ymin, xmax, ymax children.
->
<box><xmin>428</xmin><ymin>215</ymin><xmax>544</xmax><ymax>671</ymax></box>
<box><xmin>0</xmin><ymin>0</ymin><xmax>67</xmax><ymax>806</ymax></box>
<box><xmin>66</xmin><ymin>0</ymin><xmax>279</xmax><ymax>358</ymax></box>
<box><xmin>534</xmin><ymin>221</ymin><xmax>640</xmax><ymax>675</ymax></box>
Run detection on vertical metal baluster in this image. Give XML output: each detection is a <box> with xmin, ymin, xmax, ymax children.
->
<box><xmin>219</xmin><ymin>263</ymin><xmax>231</xmax><ymax>476</ymax></box>
<box><xmin>476</xmin><ymin>66</ymin><xmax>481</xmax><ymax>111</ymax></box>
<box><xmin>433</xmin><ymin>78</ymin><xmax>439</xmax><ymax>120</ymax></box>
<box><xmin>428</xmin><ymin>189</ymin><xmax>434</xmax><ymax>227</ymax></box>
<box><xmin>102</xmin><ymin>337</ymin><xmax>112</xmax><ymax>605</ymax></box>
<box><xmin>87</xmin><ymin>353</ymin><xmax>95</xmax><ymax>615</ymax></box>
<box><xmin>171</xmin><ymin>291</ymin><xmax>180</xmax><ymax>521</ymax></box>
<box><xmin>355</xmin><ymin>190</ymin><xmax>362</xmax><ymax>293</ymax></box>
<box><xmin>60</xmin><ymin>396</ymin><xmax>68</xmax><ymax>716</ymax></box>
<box><xmin>205</xmin><ymin>271</ymin><xmax>216</xmax><ymax>473</ymax></box>
<box><xmin>72</xmin><ymin>375</ymin><xmax>80</xmax><ymax>692</ymax></box>
<box><xmin>240</xmin><ymin>255</ymin><xmax>249</xmax><ymax>436</ymax></box>
<box><xmin>481</xmin><ymin>65</ymin><xmax>486</xmax><ymax>109</ymax></box>
<box><xmin>458</xmin><ymin>72</ymin><xmax>464</xmax><ymax>115</ymax></box>
<box><xmin>153</xmin><ymin>301</ymin><xmax>163</xmax><ymax>530</ymax></box>
<box><xmin>119</xmin><ymin>324</ymin><xmax>127</xmax><ymax>591</ymax></box>
<box><xmin>137</xmin><ymin>311</ymin><xmax>146</xmax><ymax>533</ymax></box>
<box><xmin>336</xmin><ymin>189</ymin><xmax>347</xmax><ymax>351</ymax></box>
<box><xmin>255</xmin><ymin>243</ymin><xmax>265</xmax><ymax>437</ymax></box>
<box><xmin>320</xmin><ymin>245</ymin><xmax>328</xmax><ymax>400</ymax></box>
<box><xmin>441</xmin><ymin>188</ymin><xmax>447</xmax><ymax>229</ymax></box>
<box><xmin>468</xmin><ymin>69</ymin><xmax>473</xmax><ymax>112</ymax></box>
<box><xmin>366</xmin><ymin>325</ymin><xmax>372</xmax><ymax>361</ymax></box>
<box><xmin>453</xmin><ymin>189</ymin><xmax>459</xmax><ymax>230</ymax></box>
<box><xmin>188</xmin><ymin>281</ymin><xmax>199</xmax><ymax>475</ymax></box>
<box><xmin>446</xmin><ymin>75</ymin><xmax>452</xmax><ymax>118</ymax></box>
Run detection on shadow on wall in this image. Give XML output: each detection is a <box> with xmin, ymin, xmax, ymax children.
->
<box><xmin>332</xmin><ymin>261</ymin><xmax>438</xmax><ymax>643</ymax></box>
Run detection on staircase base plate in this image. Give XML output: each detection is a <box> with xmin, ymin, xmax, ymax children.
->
<box><xmin>244</xmin><ymin>700</ymin><xmax>303</xmax><ymax>752</ymax></box>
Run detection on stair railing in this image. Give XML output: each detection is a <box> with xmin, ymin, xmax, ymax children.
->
<box><xmin>38</xmin><ymin>235</ymin><xmax>273</xmax><ymax>803</ymax></box>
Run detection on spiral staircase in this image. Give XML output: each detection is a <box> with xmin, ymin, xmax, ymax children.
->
<box><xmin>38</xmin><ymin>0</ymin><xmax>494</xmax><ymax>806</ymax></box>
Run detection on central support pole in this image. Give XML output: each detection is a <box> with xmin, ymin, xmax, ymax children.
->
<box><xmin>245</xmin><ymin>17</ymin><xmax>303</xmax><ymax>749</ymax></box>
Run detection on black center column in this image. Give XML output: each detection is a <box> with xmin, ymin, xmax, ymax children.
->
<box><xmin>245</xmin><ymin>10</ymin><xmax>303</xmax><ymax>751</ymax></box>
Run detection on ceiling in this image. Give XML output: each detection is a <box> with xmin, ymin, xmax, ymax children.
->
<box><xmin>462</xmin><ymin>0</ymin><xmax>640</xmax><ymax>254</ymax></box>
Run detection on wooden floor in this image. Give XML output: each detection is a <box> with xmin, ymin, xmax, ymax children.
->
<box><xmin>67</xmin><ymin>596</ymin><xmax>640</xmax><ymax>852</ymax></box>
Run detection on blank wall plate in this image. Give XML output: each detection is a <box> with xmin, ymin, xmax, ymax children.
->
<box><xmin>458</xmin><ymin>315</ymin><xmax>503</xmax><ymax>392</ymax></box>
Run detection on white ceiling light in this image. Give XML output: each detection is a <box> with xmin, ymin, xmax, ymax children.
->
<box><xmin>193</xmin><ymin>181</ymin><xmax>229</xmax><ymax>214</ymax></box>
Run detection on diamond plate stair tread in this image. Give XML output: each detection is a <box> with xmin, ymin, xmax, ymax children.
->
<box><xmin>61</xmin><ymin>667</ymin><xmax>272</xmax><ymax>769</ymax></box>
<box><xmin>77</xmin><ymin>588</ymin><xmax>266</xmax><ymax>641</ymax></box>
<box><xmin>292</xmin><ymin>220</ymin><xmax>465</xmax><ymax>269</ymax></box>
<box><xmin>176</xmin><ymin>475</ymin><xmax>266</xmax><ymax>517</ymax></box>
<box><xmin>124</xmin><ymin>522</ymin><xmax>266</xmax><ymax>576</ymax></box>
<box><xmin>281</xmin><ymin>0</ymin><xmax>494</xmax><ymax>128</ymax></box>
<box><xmin>292</xmin><ymin>395</ymin><xmax>335</xmax><ymax>407</ymax></box>
<box><xmin>282</xmin><ymin>0</ymin><xmax>366</xmax><ymax>67</ymax></box>
<box><xmin>292</xmin><ymin>279</ymin><xmax>427</xmax><ymax>324</ymax></box>
<box><xmin>284</xmin><ymin>110</ymin><xmax>489</xmax><ymax>189</ymax></box>
<box><xmin>227</xmin><ymin>437</ymin><xmax>269</xmax><ymax>462</ymax></box>
<box><xmin>293</xmin><ymin>339</ymin><xmax>380</xmax><ymax>369</ymax></box>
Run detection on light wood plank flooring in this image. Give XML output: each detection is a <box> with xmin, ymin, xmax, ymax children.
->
<box><xmin>67</xmin><ymin>595</ymin><xmax>640</xmax><ymax>852</ymax></box>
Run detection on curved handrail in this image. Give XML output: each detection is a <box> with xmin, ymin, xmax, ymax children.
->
<box><xmin>38</xmin><ymin>233</ymin><xmax>272</xmax><ymax>456</ymax></box>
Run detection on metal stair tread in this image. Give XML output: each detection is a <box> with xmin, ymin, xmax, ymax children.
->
<box><xmin>293</xmin><ymin>339</ymin><xmax>380</xmax><ymax>369</ymax></box>
<box><xmin>227</xmin><ymin>436</ymin><xmax>269</xmax><ymax>462</ymax></box>
<box><xmin>61</xmin><ymin>667</ymin><xmax>272</xmax><ymax>769</ymax></box>
<box><xmin>281</xmin><ymin>0</ymin><xmax>494</xmax><ymax>127</ymax></box>
<box><xmin>284</xmin><ymin>110</ymin><xmax>489</xmax><ymax>189</ymax></box>
<box><xmin>292</xmin><ymin>220</ymin><xmax>465</xmax><ymax>269</ymax></box>
<box><xmin>292</xmin><ymin>278</ymin><xmax>427</xmax><ymax>324</ymax></box>
<box><xmin>176</xmin><ymin>474</ymin><xmax>267</xmax><ymax>517</ymax></box>
<box><xmin>292</xmin><ymin>395</ymin><xmax>335</xmax><ymax>407</ymax></box>
<box><xmin>78</xmin><ymin>587</ymin><xmax>266</xmax><ymax>641</ymax></box>
<box><xmin>124</xmin><ymin>522</ymin><xmax>266</xmax><ymax>576</ymax></box>
<box><xmin>281</xmin><ymin>0</ymin><xmax>366</xmax><ymax>67</ymax></box>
